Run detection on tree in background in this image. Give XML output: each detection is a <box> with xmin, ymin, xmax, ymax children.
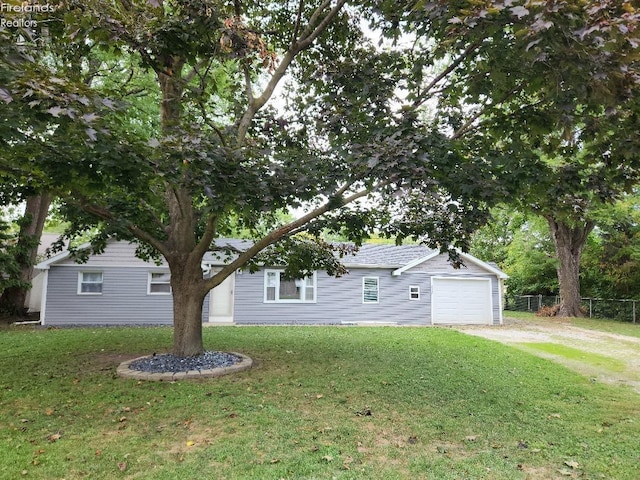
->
<box><xmin>471</xmin><ymin>207</ymin><xmax>558</xmax><ymax>303</ymax></box>
<box><xmin>472</xmin><ymin>195</ymin><xmax>640</xmax><ymax>308</ymax></box>
<box><xmin>434</xmin><ymin>1</ymin><xmax>640</xmax><ymax>317</ymax></box>
<box><xmin>581</xmin><ymin>194</ymin><xmax>640</xmax><ymax>300</ymax></box>
<box><xmin>0</xmin><ymin>194</ymin><xmax>52</xmax><ymax>316</ymax></box>
<box><xmin>0</xmin><ymin>15</ymin><xmax>90</xmax><ymax>319</ymax></box>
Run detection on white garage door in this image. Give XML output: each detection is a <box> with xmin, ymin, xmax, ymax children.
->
<box><xmin>431</xmin><ymin>277</ymin><xmax>492</xmax><ymax>325</ymax></box>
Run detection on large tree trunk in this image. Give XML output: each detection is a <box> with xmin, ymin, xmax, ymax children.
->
<box><xmin>546</xmin><ymin>216</ymin><xmax>594</xmax><ymax>318</ymax></box>
<box><xmin>157</xmin><ymin>55</ymin><xmax>209</xmax><ymax>357</ymax></box>
<box><xmin>168</xmin><ymin>256</ymin><xmax>208</xmax><ymax>357</ymax></box>
<box><xmin>0</xmin><ymin>193</ymin><xmax>53</xmax><ymax>317</ymax></box>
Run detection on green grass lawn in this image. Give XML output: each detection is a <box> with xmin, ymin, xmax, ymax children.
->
<box><xmin>521</xmin><ymin>343</ymin><xmax>627</xmax><ymax>372</ymax></box>
<box><xmin>1</xmin><ymin>326</ymin><xmax>639</xmax><ymax>479</ymax></box>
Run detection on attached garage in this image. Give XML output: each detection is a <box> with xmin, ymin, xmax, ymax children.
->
<box><xmin>431</xmin><ymin>277</ymin><xmax>493</xmax><ymax>325</ymax></box>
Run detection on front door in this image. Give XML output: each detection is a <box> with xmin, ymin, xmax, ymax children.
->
<box><xmin>208</xmin><ymin>270</ymin><xmax>235</xmax><ymax>323</ymax></box>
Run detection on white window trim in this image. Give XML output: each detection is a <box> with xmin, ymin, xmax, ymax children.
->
<box><xmin>77</xmin><ymin>271</ymin><xmax>103</xmax><ymax>295</ymax></box>
<box><xmin>410</xmin><ymin>285</ymin><xmax>420</xmax><ymax>300</ymax></box>
<box><xmin>264</xmin><ymin>269</ymin><xmax>317</xmax><ymax>303</ymax></box>
<box><xmin>362</xmin><ymin>276</ymin><xmax>379</xmax><ymax>304</ymax></box>
<box><xmin>148</xmin><ymin>271</ymin><xmax>172</xmax><ymax>295</ymax></box>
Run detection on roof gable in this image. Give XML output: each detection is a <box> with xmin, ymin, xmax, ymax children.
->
<box><xmin>392</xmin><ymin>250</ymin><xmax>508</xmax><ymax>279</ymax></box>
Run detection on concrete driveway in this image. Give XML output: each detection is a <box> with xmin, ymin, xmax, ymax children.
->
<box><xmin>454</xmin><ymin>316</ymin><xmax>640</xmax><ymax>394</ymax></box>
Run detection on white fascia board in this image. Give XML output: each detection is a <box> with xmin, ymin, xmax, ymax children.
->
<box><xmin>34</xmin><ymin>241</ymin><xmax>97</xmax><ymax>270</ymax></box>
<box><xmin>458</xmin><ymin>252</ymin><xmax>509</xmax><ymax>279</ymax></box>
<box><xmin>391</xmin><ymin>251</ymin><xmax>440</xmax><ymax>276</ymax></box>
<box><xmin>342</xmin><ymin>263</ymin><xmax>405</xmax><ymax>269</ymax></box>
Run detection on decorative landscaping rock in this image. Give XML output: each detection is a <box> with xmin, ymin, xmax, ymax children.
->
<box><xmin>117</xmin><ymin>351</ymin><xmax>252</xmax><ymax>381</ymax></box>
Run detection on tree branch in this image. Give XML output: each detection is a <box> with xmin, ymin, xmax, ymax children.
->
<box><xmin>412</xmin><ymin>40</ymin><xmax>484</xmax><ymax>109</ymax></box>
<box><xmin>79</xmin><ymin>201</ymin><xmax>169</xmax><ymax>257</ymax></box>
<box><xmin>451</xmin><ymin>86</ymin><xmax>522</xmax><ymax>140</ymax></box>
<box><xmin>202</xmin><ymin>180</ymin><xmax>385</xmax><ymax>291</ymax></box>
<box><xmin>290</xmin><ymin>0</ymin><xmax>305</xmax><ymax>47</ymax></box>
<box><xmin>235</xmin><ymin>0</ymin><xmax>348</xmax><ymax>146</ymax></box>
<box><xmin>295</xmin><ymin>0</ymin><xmax>345</xmax><ymax>50</ymax></box>
<box><xmin>193</xmin><ymin>213</ymin><xmax>218</xmax><ymax>260</ymax></box>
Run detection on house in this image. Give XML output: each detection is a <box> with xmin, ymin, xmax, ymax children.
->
<box><xmin>35</xmin><ymin>239</ymin><xmax>507</xmax><ymax>326</ymax></box>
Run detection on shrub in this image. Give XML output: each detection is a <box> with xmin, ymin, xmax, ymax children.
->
<box><xmin>535</xmin><ymin>304</ymin><xmax>561</xmax><ymax>317</ymax></box>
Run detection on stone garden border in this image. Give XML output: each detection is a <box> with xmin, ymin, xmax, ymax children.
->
<box><xmin>117</xmin><ymin>352</ymin><xmax>253</xmax><ymax>381</ymax></box>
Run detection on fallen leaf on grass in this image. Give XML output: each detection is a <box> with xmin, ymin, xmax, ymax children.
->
<box><xmin>564</xmin><ymin>460</ymin><xmax>580</xmax><ymax>469</ymax></box>
<box><xmin>464</xmin><ymin>435</ymin><xmax>478</xmax><ymax>442</ymax></box>
<box><xmin>118</xmin><ymin>462</ymin><xmax>127</xmax><ymax>472</ymax></box>
<box><xmin>322</xmin><ymin>455</ymin><xmax>333</xmax><ymax>462</ymax></box>
<box><xmin>47</xmin><ymin>433</ymin><xmax>62</xmax><ymax>442</ymax></box>
<box><xmin>316</xmin><ymin>394</ymin><xmax>324</xmax><ymax>399</ymax></box>
<box><xmin>186</xmin><ymin>441</ymin><xmax>195</xmax><ymax>447</ymax></box>
<box><xmin>557</xmin><ymin>468</ymin><xmax>573</xmax><ymax>476</ymax></box>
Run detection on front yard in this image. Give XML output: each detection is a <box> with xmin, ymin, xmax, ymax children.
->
<box><xmin>458</xmin><ymin>313</ymin><xmax>640</xmax><ymax>394</ymax></box>
<box><xmin>1</xmin><ymin>325</ymin><xmax>639</xmax><ymax>479</ymax></box>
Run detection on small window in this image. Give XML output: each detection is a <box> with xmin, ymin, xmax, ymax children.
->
<box><xmin>149</xmin><ymin>272</ymin><xmax>171</xmax><ymax>294</ymax></box>
<box><xmin>78</xmin><ymin>271</ymin><xmax>103</xmax><ymax>294</ymax></box>
<box><xmin>264</xmin><ymin>270</ymin><xmax>316</xmax><ymax>303</ymax></box>
<box><xmin>363</xmin><ymin>277</ymin><xmax>379</xmax><ymax>304</ymax></box>
<box><xmin>410</xmin><ymin>285</ymin><xmax>420</xmax><ymax>300</ymax></box>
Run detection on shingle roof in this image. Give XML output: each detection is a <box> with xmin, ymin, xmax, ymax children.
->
<box><xmin>340</xmin><ymin>243</ymin><xmax>434</xmax><ymax>266</ymax></box>
<box><xmin>203</xmin><ymin>239</ymin><xmax>434</xmax><ymax>267</ymax></box>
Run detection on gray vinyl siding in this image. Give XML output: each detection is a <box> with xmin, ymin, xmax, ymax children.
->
<box><xmin>44</xmin><ymin>266</ymin><xmax>208</xmax><ymax>325</ymax></box>
<box><xmin>233</xmin><ymin>268</ymin><xmax>502</xmax><ymax>326</ymax></box>
<box><xmin>55</xmin><ymin>242</ymin><xmax>163</xmax><ymax>267</ymax></box>
<box><xmin>233</xmin><ymin>268</ymin><xmax>432</xmax><ymax>325</ymax></box>
<box><xmin>405</xmin><ymin>253</ymin><xmax>490</xmax><ymax>275</ymax></box>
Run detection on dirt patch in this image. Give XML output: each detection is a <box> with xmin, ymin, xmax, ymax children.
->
<box><xmin>455</xmin><ymin>317</ymin><xmax>640</xmax><ymax>394</ymax></box>
<box><xmin>76</xmin><ymin>353</ymin><xmax>145</xmax><ymax>375</ymax></box>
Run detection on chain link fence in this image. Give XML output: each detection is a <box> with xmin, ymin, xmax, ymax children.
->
<box><xmin>505</xmin><ymin>295</ymin><xmax>639</xmax><ymax>323</ymax></box>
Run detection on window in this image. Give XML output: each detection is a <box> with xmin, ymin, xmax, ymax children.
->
<box><xmin>363</xmin><ymin>277</ymin><xmax>379</xmax><ymax>304</ymax></box>
<box><xmin>264</xmin><ymin>270</ymin><xmax>316</xmax><ymax>303</ymax></box>
<box><xmin>410</xmin><ymin>285</ymin><xmax>420</xmax><ymax>300</ymax></box>
<box><xmin>78</xmin><ymin>271</ymin><xmax>103</xmax><ymax>294</ymax></box>
<box><xmin>149</xmin><ymin>272</ymin><xmax>171</xmax><ymax>294</ymax></box>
